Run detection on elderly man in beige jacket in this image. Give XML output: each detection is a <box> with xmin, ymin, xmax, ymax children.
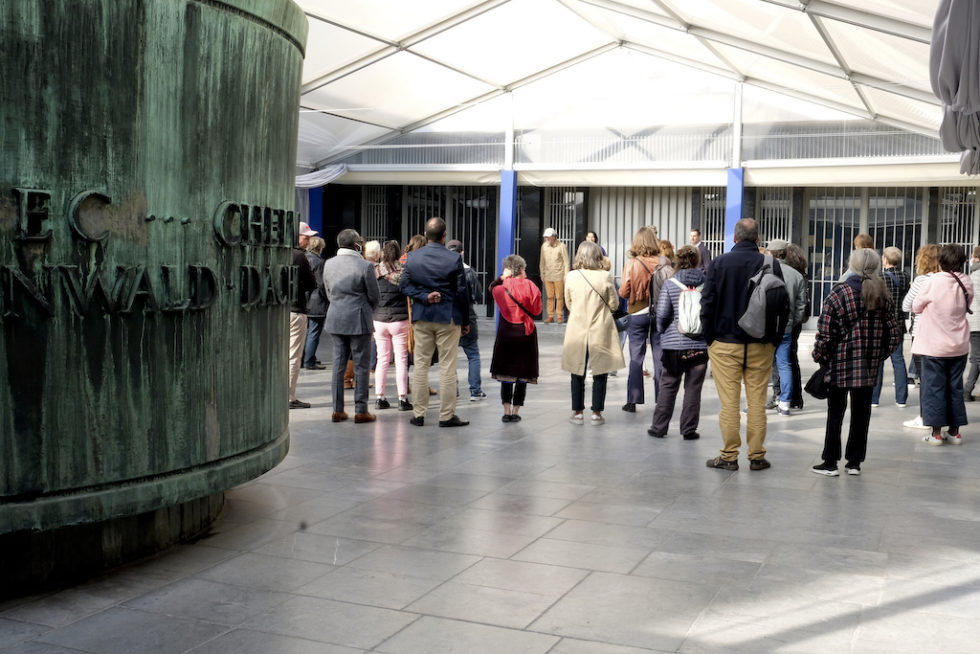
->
<box><xmin>540</xmin><ymin>227</ymin><xmax>571</xmax><ymax>323</ymax></box>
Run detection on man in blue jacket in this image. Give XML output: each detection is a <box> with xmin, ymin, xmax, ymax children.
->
<box><xmin>700</xmin><ymin>218</ymin><xmax>784</xmax><ymax>471</ymax></box>
<box><xmin>400</xmin><ymin>218</ymin><xmax>471</xmax><ymax>427</ymax></box>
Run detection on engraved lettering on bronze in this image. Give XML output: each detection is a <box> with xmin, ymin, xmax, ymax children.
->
<box><xmin>13</xmin><ymin>189</ymin><xmax>52</xmax><ymax>242</ymax></box>
<box><xmin>188</xmin><ymin>265</ymin><xmax>217</xmax><ymax>311</ymax></box>
<box><xmin>212</xmin><ymin>201</ymin><xmax>242</xmax><ymax>246</ymax></box>
<box><xmin>54</xmin><ymin>265</ymin><xmax>122</xmax><ymax>316</ymax></box>
<box><xmin>1</xmin><ymin>265</ymin><xmax>54</xmax><ymax>318</ymax></box>
<box><xmin>161</xmin><ymin>266</ymin><xmax>191</xmax><ymax>313</ymax></box>
<box><xmin>240</xmin><ymin>265</ymin><xmax>262</xmax><ymax>308</ymax></box>
<box><xmin>67</xmin><ymin>191</ymin><xmax>111</xmax><ymax>242</ymax></box>
<box><xmin>118</xmin><ymin>266</ymin><xmax>161</xmax><ymax>315</ymax></box>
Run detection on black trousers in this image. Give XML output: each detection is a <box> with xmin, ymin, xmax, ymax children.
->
<box><xmin>822</xmin><ymin>386</ymin><xmax>873</xmax><ymax>464</ymax></box>
<box><xmin>500</xmin><ymin>381</ymin><xmax>527</xmax><ymax>407</ymax></box>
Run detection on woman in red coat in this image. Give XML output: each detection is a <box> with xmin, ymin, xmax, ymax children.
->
<box><xmin>490</xmin><ymin>254</ymin><xmax>542</xmax><ymax>423</ymax></box>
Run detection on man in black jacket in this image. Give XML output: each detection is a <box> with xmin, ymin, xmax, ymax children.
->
<box><xmin>289</xmin><ymin>221</ymin><xmax>320</xmax><ymax>409</ymax></box>
<box><xmin>700</xmin><ymin>218</ymin><xmax>784</xmax><ymax>471</ymax></box>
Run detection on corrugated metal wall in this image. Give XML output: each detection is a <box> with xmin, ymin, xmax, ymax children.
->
<box><xmin>589</xmin><ymin>187</ymin><xmax>693</xmax><ymax>280</ymax></box>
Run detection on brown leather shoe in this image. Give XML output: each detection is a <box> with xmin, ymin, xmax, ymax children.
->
<box><xmin>544</xmin><ymin>316</ymin><xmax>554</xmax><ymax>323</ymax></box>
<box><xmin>331</xmin><ymin>411</ymin><xmax>349</xmax><ymax>422</ymax></box>
<box><xmin>354</xmin><ymin>412</ymin><xmax>376</xmax><ymax>423</ymax></box>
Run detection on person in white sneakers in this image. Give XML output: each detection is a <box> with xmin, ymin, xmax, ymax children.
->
<box><xmin>913</xmin><ymin>244</ymin><xmax>973</xmax><ymax>446</ymax></box>
<box><xmin>901</xmin><ymin>244</ymin><xmax>940</xmax><ymax>430</ymax></box>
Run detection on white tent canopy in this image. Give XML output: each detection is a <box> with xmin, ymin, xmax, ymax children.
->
<box><xmin>294</xmin><ymin>0</ymin><xmax>942</xmax><ymax>173</ymax></box>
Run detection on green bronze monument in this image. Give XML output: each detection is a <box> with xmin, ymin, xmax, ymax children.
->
<box><xmin>0</xmin><ymin>0</ymin><xmax>308</xmax><ymax>592</ymax></box>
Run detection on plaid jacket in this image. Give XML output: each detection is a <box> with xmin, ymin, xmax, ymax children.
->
<box><xmin>812</xmin><ymin>278</ymin><xmax>901</xmax><ymax>388</ymax></box>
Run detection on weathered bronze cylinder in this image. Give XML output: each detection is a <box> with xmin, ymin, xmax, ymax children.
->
<box><xmin>0</xmin><ymin>0</ymin><xmax>307</xmax><ymax>559</ymax></box>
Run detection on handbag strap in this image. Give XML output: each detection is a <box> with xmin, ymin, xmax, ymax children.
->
<box><xmin>578</xmin><ymin>270</ymin><xmax>616</xmax><ymax>316</ymax></box>
<box><xmin>504</xmin><ymin>286</ymin><xmax>535</xmax><ymax>319</ymax></box>
<box><xmin>949</xmin><ymin>272</ymin><xmax>974</xmax><ymax>314</ymax></box>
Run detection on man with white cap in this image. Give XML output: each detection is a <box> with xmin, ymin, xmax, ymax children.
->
<box><xmin>289</xmin><ymin>221</ymin><xmax>320</xmax><ymax>409</ymax></box>
<box><xmin>539</xmin><ymin>227</ymin><xmax>570</xmax><ymax>323</ymax></box>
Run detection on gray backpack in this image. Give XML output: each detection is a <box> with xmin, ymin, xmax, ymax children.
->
<box><xmin>737</xmin><ymin>254</ymin><xmax>790</xmax><ymax>344</ymax></box>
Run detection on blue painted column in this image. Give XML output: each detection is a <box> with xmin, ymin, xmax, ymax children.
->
<box><xmin>497</xmin><ymin>170</ymin><xmax>517</xmax><ymax>273</ymax></box>
<box><xmin>308</xmin><ymin>186</ymin><xmax>323</xmax><ymax>234</ymax></box>
<box><xmin>724</xmin><ymin>168</ymin><xmax>745</xmax><ymax>253</ymax></box>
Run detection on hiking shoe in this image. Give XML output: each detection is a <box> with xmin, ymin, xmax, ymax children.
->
<box><xmin>647</xmin><ymin>429</ymin><xmax>666</xmax><ymax>438</ymax></box>
<box><xmin>622</xmin><ymin>402</ymin><xmax>636</xmax><ymax>413</ymax></box>
<box><xmin>706</xmin><ymin>456</ymin><xmax>739</xmax><ymax>471</ymax></box>
<box><xmin>921</xmin><ymin>434</ymin><xmax>944</xmax><ymax>446</ymax></box>
<box><xmin>569</xmin><ymin>413</ymin><xmax>584</xmax><ymax>425</ymax></box>
<box><xmin>903</xmin><ymin>416</ymin><xmax>930</xmax><ymax>430</ymax></box>
<box><xmin>398</xmin><ymin>398</ymin><xmax>413</xmax><ymax>411</ymax></box>
<box><xmin>845</xmin><ymin>463</ymin><xmax>861</xmax><ymax>476</ymax></box>
<box><xmin>946</xmin><ymin>431</ymin><xmax>963</xmax><ymax>445</ymax></box>
<box><xmin>682</xmin><ymin>432</ymin><xmax>700</xmax><ymax>440</ymax></box>
<box><xmin>409</xmin><ymin>416</ymin><xmax>424</xmax><ymax>427</ymax></box>
<box><xmin>811</xmin><ymin>461</ymin><xmax>839</xmax><ymax>476</ymax></box>
<box><xmin>749</xmin><ymin>458</ymin><xmax>771</xmax><ymax>471</ymax></box>
<box><xmin>375</xmin><ymin>397</ymin><xmax>391</xmax><ymax>410</ymax></box>
<box><xmin>470</xmin><ymin>391</ymin><xmax>487</xmax><ymax>402</ymax></box>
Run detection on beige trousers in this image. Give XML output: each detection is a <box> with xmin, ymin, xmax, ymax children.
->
<box><xmin>544</xmin><ymin>279</ymin><xmax>565</xmax><ymax>322</ymax></box>
<box><xmin>411</xmin><ymin>320</ymin><xmax>461</xmax><ymax>421</ymax></box>
<box><xmin>708</xmin><ymin>341</ymin><xmax>775</xmax><ymax>461</ymax></box>
<box><xmin>289</xmin><ymin>312</ymin><xmax>308</xmax><ymax>402</ymax></box>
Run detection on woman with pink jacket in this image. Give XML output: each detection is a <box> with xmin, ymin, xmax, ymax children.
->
<box><xmin>913</xmin><ymin>244</ymin><xmax>973</xmax><ymax>445</ymax></box>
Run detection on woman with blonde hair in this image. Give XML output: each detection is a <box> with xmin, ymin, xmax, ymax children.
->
<box><xmin>619</xmin><ymin>227</ymin><xmax>672</xmax><ymax>412</ymax></box>
<box><xmin>564</xmin><ymin>241</ymin><xmax>626</xmax><ymax>425</ymax></box>
<box><xmin>811</xmin><ymin>249</ymin><xmax>899</xmax><ymax>475</ymax></box>
<box><xmin>901</xmin><ymin>244</ymin><xmax>940</xmax><ymax>429</ymax></box>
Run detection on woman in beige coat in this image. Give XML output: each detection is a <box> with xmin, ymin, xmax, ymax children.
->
<box><xmin>563</xmin><ymin>241</ymin><xmax>627</xmax><ymax>425</ymax></box>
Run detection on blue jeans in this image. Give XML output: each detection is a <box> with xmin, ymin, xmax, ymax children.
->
<box><xmin>303</xmin><ymin>317</ymin><xmax>324</xmax><ymax>368</ymax></box>
<box><xmin>775</xmin><ymin>332</ymin><xmax>793</xmax><ymax>403</ymax></box>
<box><xmin>459</xmin><ymin>336</ymin><xmax>482</xmax><ymax>395</ymax></box>
<box><xmin>872</xmin><ymin>343</ymin><xmax>908</xmax><ymax>404</ymax></box>
<box><xmin>626</xmin><ymin>314</ymin><xmax>652</xmax><ymax>404</ymax></box>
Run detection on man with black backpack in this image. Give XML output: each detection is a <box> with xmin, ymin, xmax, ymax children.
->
<box><xmin>700</xmin><ymin>218</ymin><xmax>790</xmax><ymax>471</ymax></box>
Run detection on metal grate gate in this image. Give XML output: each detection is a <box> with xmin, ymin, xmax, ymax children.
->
<box><xmin>700</xmin><ymin>187</ymin><xmax>726</xmax><ymax>261</ymax></box>
<box><xmin>362</xmin><ymin>187</ymin><xmax>387</xmax><ymax>244</ymax></box>
<box><xmin>807</xmin><ymin>187</ymin><xmax>862</xmax><ymax>317</ymax></box>
<box><xmin>939</xmin><ymin>187</ymin><xmax>979</xmax><ymax>271</ymax></box>
<box><xmin>868</xmin><ymin>187</ymin><xmax>922</xmax><ymax>276</ymax></box>
<box><xmin>546</xmin><ymin>187</ymin><xmax>579</xmax><ymax>262</ymax></box>
<box><xmin>757</xmin><ymin>187</ymin><xmax>793</xmax><ymax>246</ymax></box>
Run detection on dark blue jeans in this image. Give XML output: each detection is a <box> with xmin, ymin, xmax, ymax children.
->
<box><xmin>920</xmin><ymin>354</ymin><xmax>968</xmax><ymax>429</ymax></box>
<box><xmin>459</xmin><ymin>332</ymin><xmax>482</xmax><ymax>395</ymax></box>
<box><xmin>872</xmin><ymin>342</ymin><xmax>908</xmax><ymax>405</ymax></box>
<box><xmin>626</xmin><ymin>314</ymin><xmax>652</xmax><ymax>404</ymax></box>
<box><xmin>303</xmin><ymin>317</ymin><xmax>324</xmax><ymax>368</ymax></box>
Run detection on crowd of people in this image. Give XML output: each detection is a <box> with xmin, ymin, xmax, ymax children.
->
<box><xmin>288</xmin><ymin>217</ymin><xmax>974</xmax><ymax>476</ymax></box>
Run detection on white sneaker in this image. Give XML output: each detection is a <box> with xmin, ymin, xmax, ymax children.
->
<box><xmin>896</xmin><ymin>403</ymin><xmax>907</xmax><ymax>408</ymax></box>
<box><xmin>946</xmin><ymin>431</ymin><xmax>963</xmax><ymax>445</ymax></box>
<box><xmin>903</xmin><ymin>416</ymin><xmax>930</xmax><ymax>430</ymax></box>
<box><xmin>922</xmin><ymin>434</ymin><xmax>944</xmax><ymax>446</ymax></box>
<box><xmin>569</xmin><ymin>413</ymin><xmax>584</xmax><ymax>425</ymax></box>
<box><xmin>870</xmin><ymin>403</ymin><xmax>879</xmax><ymax>408</ymax></box>
<box><xmin>590</xmin><ymin>413</ymin><xmax>605</xmax><ymax>425</ymax></box>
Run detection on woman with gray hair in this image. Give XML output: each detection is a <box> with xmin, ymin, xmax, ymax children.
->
<box><xmin>489</xmin><ymin>254</ymin><xmax>541</xmax><ymax>422</ymax></box>
<box><xmin>811</xmin><ymin>249</ymin><xmax>900</xmax><ymax>476</ymax></box>
<box><xmin>562</xmin><ymin>241</ymin><xmax>626</xmax><ymax>425</ymax></box>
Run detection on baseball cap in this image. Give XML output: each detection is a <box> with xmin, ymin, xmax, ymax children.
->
<box><xmin>298</xmin><ymin>221</ymin><xmax>318</xmax><ymax>236</ymax></box>
<box><xmin>543</xmin><ymin>227</ymin><xmax>557</xmax><ymax>237</ymax></box>
<box><xmin>767</xmin><ymin>238</ymin><xmax>789</xmax><ymax>252</ymax></box>
<box><xmin>446</xmin><ymin>239</ymin><xmax>463</xmax><ymax>252</ymax></box>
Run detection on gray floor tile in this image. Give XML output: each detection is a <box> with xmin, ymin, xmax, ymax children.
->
<box><xmin>185</xmin><ymin>628</ymin><xmax>362</xmax><ymax>653</ymax></box>
<box><xmin>123</xmin><ymin>578</ymin><xmax>293</xmax><ymax>626</ymax></box>
<box><xmin>34</xmin><ymin>607</ymin><xmax>226</xmax><ymax>654</ymax></box>
<box><xmin>0</xmin><ymin>619</ymin><xmax>49</xmax><ymax>650</ymax></box>
<box><xmin>512</xmin><ymin>538</ymin><xmax>651</xmax><ymax>574</ymax></box>
<box><xmin>344</xmin><ymin>545</ymin><xmax>481</xmax><ymax>581</ymax></box>
<box><xmin>253</xmin><ymin>532</ymin><xmax>381</xmax><ymax>566</ymax></box>
<box><xmin>297</xmin><ymin>567</ymin><xmax>442</xmax><ymax>610</ymax></box>
<box><xmin>198</xmin><ymin>553</ymin><xmax>334</xmax><ymax>592</ymax></box>
<box><xmin>468</xmin><ymin>492</ymin><xmax>574</xmax><ymax>516</ymax></box>
<box><xmin>0</xmin><ymin>642</ymin><xmax>89</xmax><ymax>654</ymax></box>
<box><xmin>401</xmin><ymin>523</ymin><xmax>541</xmax><ymax>558</ymax></box>
<box><xmin>451</xmin><ymin>558</ymin><xmax>588</xmax><ymax>597</ymax></box>
<box><xmin>549</xmin><ymin>639</ymin><xmax>668</xmax><ymax>654</ymax></box>
<box><xmin>544</xmin><ymin>520</ymin><xmax>664</xmax><ymax>550</ymax></box>
<box><xmin>554</xmin><ymin>500</ymin><xmax>664</xmax><ymax>527</ymax></box>
<box><xmin>406</xmin><ymin>581</ymin><xmax>555</xmax><ymax>629</ymax></box>
<box><xmin>631</xmin><ymin>551</ymin><xmax>761</xmax><ymax>585</ymax></box>
<box><xmin>854</xmin><ymin>606</ymin><xmax>980</xmax><ymax>653</ymax></box>
<box><xmin>531</xmin><ymin>572</ymin><xmax>715</xmax><ymax>651</ymax></box>
<box><xmin>374</xmin><ymin>615</ymin><xmax>558</xmax><ymax>654</ymax></box>
<box><xmin>244</xmin><ymin>595</ymin><xmax>417</xmax><ymax>649</ymax></box>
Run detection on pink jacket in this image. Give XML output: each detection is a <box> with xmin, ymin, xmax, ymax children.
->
<box><xmin>911</xmin><ymin>272</ymin><xmax>973</xmax><ymax>357</ymax></box>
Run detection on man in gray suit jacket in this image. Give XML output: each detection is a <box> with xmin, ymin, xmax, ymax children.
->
<box><xmin>324</xmin><ymin>229</ymin><xmax>380</xmax><ymax>424</ymax></box>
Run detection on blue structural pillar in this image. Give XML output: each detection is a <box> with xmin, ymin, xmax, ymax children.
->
<box><xmin>308</xmin><ymin>186</ymin><xmax>324</xmax><ymax>234</ymax></box>
<box><xmin>724</xmin><ymin>168</ymin><xmax>745</xmax><ymax>253</ymax></box>
<box><xmin>497</xmin><ymin>170</ymin><xmax>517</xmax><ymax>273</ymax></box>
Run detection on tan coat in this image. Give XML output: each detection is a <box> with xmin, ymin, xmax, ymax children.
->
<box><xmin>540</xmin><ymin>241</ymin><xmax>570</xmax><ymax>282</ymax></box>
<box><xmin>561</xmin><ymin>269</ymin><xmax>627</xmax><ymax>376</ymax></box>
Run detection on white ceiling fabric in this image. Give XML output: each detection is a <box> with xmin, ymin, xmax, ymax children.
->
<box><xmin>294</xmin><ymin>0</ymin><xmax>943</xmax><ymax>171</ymax></box>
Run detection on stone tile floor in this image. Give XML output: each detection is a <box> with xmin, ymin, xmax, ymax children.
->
<box><xmin>3</xmin><ymin>322</ymin><xmax>980</xmax><ymax>653</ymax></box>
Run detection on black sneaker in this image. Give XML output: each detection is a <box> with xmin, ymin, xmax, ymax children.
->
<box><xmin>706</xmin><ymin>456</ymin><xmax>738</xmax><ymax>471</ymax></box>
<box><xmin>409</xmin><ymin>416</ymin><xmax>424</xmax><ymax>427</ymax></box>
<box><xmin>375</xmin><ymin>398</ymin><xmax>391</xmax><ymax>410</ymax></box>
<box><xmin>398</xmin><ymin>398</ymin><xmax>413</xmax><ymax>411</ymax></box>
<box><xmin>289</xmin><ymin>399</ymin><xmax>311</xmax><ymax>409</ymax></box>
<box><xmin>811</xmin><ymin>461</ymin><xmax>839</xmax><ymax>476</ymax></box>
<box><xmin>682</xmin><ymin>432</ymin><xmax>700</xmax><ymax>440</ymax></box>
<box><xmin>765</xmin><ymin>397</ymin><xmax>778</xmax><ymax>410</ymax></box>
<box><xmin>749</xmin><ymin>457</ymin><xmax>771</xmax><ymax>471</ymax></box>
<box><xmin>622</xmin><ymin>403</ymin><xmax>636</xmax><ymax>413</ymax></box>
